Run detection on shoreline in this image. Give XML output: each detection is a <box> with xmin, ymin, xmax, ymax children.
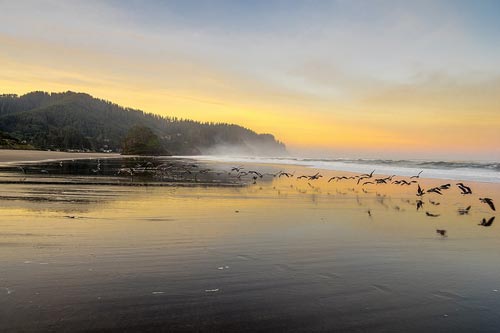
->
<box><xmin>180</xmin><ymin>155</ymin><xmax>500</xmax><ymax>184</ymax></box>
<box><xmin>1</xmin><ymin>150</ymin><xmax>499</xmax><ymax>185</ymax></box>
<box><xmin>0</xmin><ymin>149</ymin><xmax>121</xmax><ymax>166</ymax></box>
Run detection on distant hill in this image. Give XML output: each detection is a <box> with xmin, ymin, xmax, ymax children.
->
<box><xmin>0</xmin><ymin>91</ymin><xmax>287</xmax><ymax>155</ymax></box>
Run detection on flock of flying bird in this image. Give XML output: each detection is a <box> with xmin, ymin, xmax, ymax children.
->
<box><xmin>15</xmin><ymin>160</ymin><xmax>497</xmax><ymax>237</ymax></box>
<box><xmin>47</xmin><ymin>161</ymin><xmax>499</xmax><ymax>219</ymax></box>
<box><xmin>231</xmin><ymin>166</ymin><xmax>495</xmax><ymax>213</ymax></box>
<box><xmin>226</xmin><ymin>166</ymin><xmax>497</xmax><ymax>237</ymax></box>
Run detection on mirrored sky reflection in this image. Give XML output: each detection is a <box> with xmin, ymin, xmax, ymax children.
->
<box><xmin>1</xmin><ymin>0</ymin><xmax>500</xmax><ymax>159</ymax></box>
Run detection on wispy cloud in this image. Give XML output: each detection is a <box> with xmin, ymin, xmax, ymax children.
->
<box><xmin>1</xmin><ymin>0</ymin><xmax>499</xmax><ymax>159</ymax></box>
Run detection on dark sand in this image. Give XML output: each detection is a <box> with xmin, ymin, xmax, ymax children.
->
<box><xmin>0</xmin><ymin>156</ymin><xmax>499</xmax><ymax>332</ymax></box>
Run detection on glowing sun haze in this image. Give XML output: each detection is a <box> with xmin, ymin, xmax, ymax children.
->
<box><xmin>1</xmin><ymin>0</ymin><xmax>499</xmax><ymax>160</ymax></box>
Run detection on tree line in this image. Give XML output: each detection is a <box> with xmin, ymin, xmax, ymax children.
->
<box><xmin>0</xmin><ymin>91</ymin><xmax>287</xmax><ymax>155</ymax></box>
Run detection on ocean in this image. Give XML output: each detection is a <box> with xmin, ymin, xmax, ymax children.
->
<box><xmin>186</xmin><ymin>156</ymin><xmax>500</xmax><ymax>183</ymax></box>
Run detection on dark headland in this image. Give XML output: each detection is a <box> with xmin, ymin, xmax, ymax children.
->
<box><xmin>0</xmin><ymin>91</ymin><xmax>287</xmax><ymax>156</ymax></box>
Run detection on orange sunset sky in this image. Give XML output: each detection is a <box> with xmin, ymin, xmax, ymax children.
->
<box><xmin>1</xmin><ymin>1</ymin><xmax>499</xmax><ymax>160</ymax></box>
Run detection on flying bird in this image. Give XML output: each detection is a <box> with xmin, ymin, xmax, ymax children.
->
<box><xmin>416</xmin><ymin>184</ymin><xmax>425</xmax><ymax>197</ymax></box>
<box><xmin>118</xmin><ymin>168</ymin><xmax>134</xmax><ymax>176</ymax></box>
<box><xmin>427</xmin><ymin>187</ymin><xmax>442</xmax><ymax>195</ymax></box>
<box><xmin>236</xmin><ymin>171</ymin><xmax>248</xmax><ymax>179</ymax></box>
<box><xmin>456</xmin><ymin>183</ymin><xmax>472</xmax><ymax>195</ymax></box>
<box><xmin>393</xmin><ymin>180</ymin><xmax>414</xmax><ymax>186</ymax></box>
<box><xmin>410</xmin><ymin>170</ymin><xmax>423</xmax><ymax>179</ymax></box>
<box><xmin>426</xmin><ymin>212</ymin><xmax>440</xmax><ymax>217</ymax></box>
<box><xmin>308</xmin><ymin>173</ymin><xmax>323</xmax><ymax>180</ymax></box>
<box><xmin>248</xmin><ymin>170</ymin><xmax>263</xmax><ymax>178</ymax></box>
<box><xmin>357</xmin><ymin>170</ymin><xmax>375</xmax><ymax>184</ymax></box>
<box><xmin>299</xmin><ymin>173</ymin><xmax>323</xmax><ymax>180</ymax></box>
<box><xmin>360</xmin><ymin>170</ymin><xmax>375</xmax><ymax>178</ymax></box>
<box><xmin>479</xmin><ymin>216</ymin><xmax>495</xmax><ymax>227</ymax></box>
<box><xmin>479</xmin><ymin>198</ymin><xmax>495</xmax><ymax>211</ymax></box>
<box><xmin>278</xmin><ymin>171</ymin><xmax>293</xmax><ymax>178</ymax></box>
<box><xmin>231</xmin><ymin>166</ymin><xmax>244</xmax><ymax>173</ymax></box>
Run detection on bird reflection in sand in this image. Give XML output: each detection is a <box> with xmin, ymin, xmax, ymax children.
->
<box><xmin>458</xmin><ymin>206</ymin><xmax>471</xmax><ymax>215</ymax></box>
<box><xmin>426</xmin><ymin>212</ymin><xmax>441</xmax><ymax>217</ymax></box>
<box><xmin>436</xmin><ymin>229</ymin><xmax>447</xmax><ymax>237</ymax></box>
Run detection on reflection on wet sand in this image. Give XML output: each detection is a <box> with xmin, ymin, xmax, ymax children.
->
<box><xmin>0</xmin><ymin>157</ymin><xmax>499</xmax><ymax>332</ymax></box>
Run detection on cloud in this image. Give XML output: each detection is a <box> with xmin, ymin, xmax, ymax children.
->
<box><xmin>1</xmin><ymin>0</ymin><xmax>499</xmax><ymax>159</ymax></box>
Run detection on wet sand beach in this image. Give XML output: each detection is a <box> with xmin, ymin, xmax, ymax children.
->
<box><xmin>0</xmin><ymin>149</ymin><xmax>120</xmax><ymax>165</ymax></box>
<box><xmin>0</xmin><ymin>155</ymin><xmax>499</xmax><ymax>332</ymax></box>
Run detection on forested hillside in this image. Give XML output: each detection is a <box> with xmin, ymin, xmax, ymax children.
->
<box><xmin>0</xmin><ymin>91</ymin><xmax>287</xmax><ymax>155</ymax></box>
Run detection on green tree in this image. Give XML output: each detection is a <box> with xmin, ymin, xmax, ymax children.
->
<box><xmin>122</xmin><ymin>125</ymin><xmax>167</xmax><ymax>155</ymax></box>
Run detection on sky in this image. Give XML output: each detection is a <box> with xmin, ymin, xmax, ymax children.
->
<box><xmin>1</xmin><ymin>0</ymin><xmax>499</xmax><ymax>160</ymax></box>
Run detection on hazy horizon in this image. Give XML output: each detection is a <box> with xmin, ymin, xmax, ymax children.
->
<box><xmin>2</xmin><ymin>0</ymin><xmax>499</xmax><ymax>160</ymax></box>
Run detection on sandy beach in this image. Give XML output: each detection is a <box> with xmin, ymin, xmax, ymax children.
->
<box><xmin>0</xmin><ymin>155</ymin><xmax>499</xmax><ymax>332</ymax></box>
<box><xmin>0</xmin><ymin>149</ymin><xmax>120</xmax><ymax>165</ymax></box>
<box><xmin>4</xmin><ymin>1</ymin><xmax>499</xmax><ymax>331</ymax></box>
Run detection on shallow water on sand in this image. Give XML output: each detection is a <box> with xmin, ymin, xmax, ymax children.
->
<box><xmin>0</xmin><ymin>158</ymin><xmax>499</xmax><ymax>332</ymax></box>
